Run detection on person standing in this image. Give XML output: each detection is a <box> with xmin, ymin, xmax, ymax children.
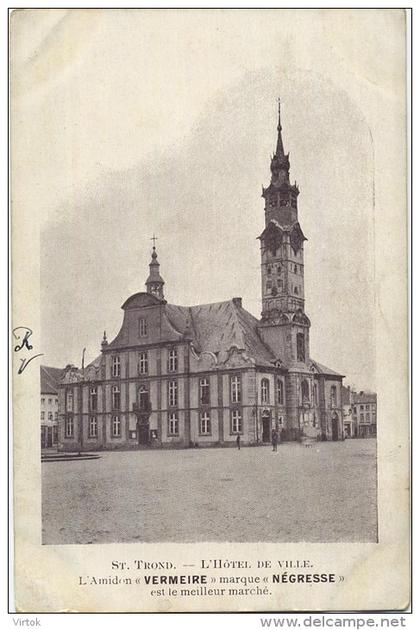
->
<box><xmin>271</xmin><ymin>428</ymin><xmax>278</xmax><ymax>452</ymax></box>
<box><xmin>236</xmin><ymin>434</ymin><xmax>241</xmax><ymax>450</ymax></box>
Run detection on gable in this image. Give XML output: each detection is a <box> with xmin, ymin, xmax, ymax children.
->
<box><xmin>121</xmin><ymin>292</ymin><xmax>165</xmax><ymax>310</ymax></box>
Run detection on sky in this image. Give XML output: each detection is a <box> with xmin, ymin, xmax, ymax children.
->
<box><xmin>11</xmin><ymin>9</ymin><xmax>406</xmax><ymax>392</ymax></box>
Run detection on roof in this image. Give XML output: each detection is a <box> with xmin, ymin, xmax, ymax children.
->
<box><xmin>40</xmin><ymin>365</ymin><xmax>65</xmax><ymax>394</ymax></box>
<box><xmin>352</xmin><ymin>391</ymin><xmax>377</xmax><ymax>404</ymax></box>
<box><xmin>310</xmin><ymin>359</ymin><xmax>344</xmax><ymax>378</ymax></box>
<box><xmin>166</xmin><ymin>299</ymin><xmax>276</xmax><ymax>367</ymax></box>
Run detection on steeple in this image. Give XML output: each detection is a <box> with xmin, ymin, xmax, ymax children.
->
<box><xmin>145</xmin><ymin>237</ymin><xmax>165</xmax><ymax>300</ymax></box>
<box><xmin>276</xmin><ymin>98</ymin><xmax>285</xmax><ymax>157</ymax></box>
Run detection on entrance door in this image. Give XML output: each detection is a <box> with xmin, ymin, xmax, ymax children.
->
<box><xmin>331</xmin><ymin>414</ymin><xmax>339</xmax><ymax>441</ymax></box>
<box><xmin>262</xmin><ymin>414</ymin><xmax>271</xmax><ymax>443</ymax></box>
<box><xmin>137</xmin><ymin>421</ymin><xmax>149</xmax><ymax>445</ymax></box>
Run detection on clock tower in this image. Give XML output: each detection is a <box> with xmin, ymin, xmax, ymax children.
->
<box><xmin>257</xmin><ymin>101</ymin><xmax>311</xmax><ymax>368</ymax></box>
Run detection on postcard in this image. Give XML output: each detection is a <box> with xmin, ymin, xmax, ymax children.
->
<box><xmin>10</xmin><ymin>8</ymin><xmax>409</xmax><ymax>612</ymax></box>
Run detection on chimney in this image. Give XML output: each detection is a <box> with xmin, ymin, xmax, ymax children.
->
<box><xmin>232</xmin><ymin>297</ymin><xmax>242</xmax><ymax>308</ymax></box>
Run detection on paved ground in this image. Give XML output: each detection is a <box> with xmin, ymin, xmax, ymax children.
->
<box><xmin>42</xmin><ymin>439</ymin><xmax>377</xmax><ymax>545</ymax></box>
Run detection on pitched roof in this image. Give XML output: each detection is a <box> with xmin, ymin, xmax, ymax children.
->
<box><xmin>40</xmin><ymin>365</ymin><xmax>65</xmax><ymax>394</ymax></box>
<box><xmin>310</xmin><ymin>359</ymin><xmax>344</xmax><ymax>378</ymax></box>
<box><xmin>166</xmin><ymin>299</ymin><xmax>276</xmax><ymax>367</ymax></box>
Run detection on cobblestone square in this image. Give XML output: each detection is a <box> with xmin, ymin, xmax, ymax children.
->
<box><xmin>42</xmin><ymin>439</ymin><xmax>377</xmax><ymax>544</ymax></box>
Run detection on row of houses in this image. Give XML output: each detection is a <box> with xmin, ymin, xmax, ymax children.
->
<box><xmin>342</xmin><ymin>386</ymin><xmax>377</xmax><ymax>438</ymax></box>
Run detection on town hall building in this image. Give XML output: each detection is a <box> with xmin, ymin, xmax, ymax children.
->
<box><xmin>58</xmin><ymin>105</ymin><xmax>344</xmax><ymax>451</ymax></box>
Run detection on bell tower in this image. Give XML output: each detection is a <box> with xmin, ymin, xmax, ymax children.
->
<box><xmin>257</xmin><ymin>101</ymin><xmax>311</xmax><ymax>367</ymax></box>
<box><xmin>145</xmin><ymin>237</ymin><xmax>165</xmax><ymax>299</ymax></box>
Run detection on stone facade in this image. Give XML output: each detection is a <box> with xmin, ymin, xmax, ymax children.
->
<box><xmin>57</xmin><ymin>105</ymin><xmax>344</xmax><ymax>451</ymax></box>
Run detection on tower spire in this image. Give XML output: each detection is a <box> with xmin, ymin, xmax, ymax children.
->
<box><xmin>145</xmin><ymin>238</ymin><xmax>165</xmax><ymax>299</ymax></box>
<box><xmin>276</xmin><ymin>97</ymin><xmax>285</xmax><ymax>156</ymax></box>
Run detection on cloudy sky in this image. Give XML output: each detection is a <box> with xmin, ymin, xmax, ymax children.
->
<box><xmin>11</xmin><ymin>9</ymin><xmax>406</xmax><ymax>391</ymax></box>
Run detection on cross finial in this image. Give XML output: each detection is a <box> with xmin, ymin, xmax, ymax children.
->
<box><xmin>151</xmin><ymin>234</ymin><xmax>158</xmax><ymax>248</ymax></box>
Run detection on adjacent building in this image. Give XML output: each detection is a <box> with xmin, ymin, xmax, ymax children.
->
<box><xmin>352</xmin><ymin>391</ymin><xmax>377</xmax><ymax>438</ymax></box>
<box><xmin>58</xmin><ymin>104</ymin><xmax>345</xmax><ymax>451</ymax></box>
<box><xmin>40</xmin><ymin>365</ymin><xmax>63</xmax><ymax>448</ymax></box>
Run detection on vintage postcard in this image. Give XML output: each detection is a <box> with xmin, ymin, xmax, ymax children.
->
<box><xmin>10</xmin><ymin>8</ymin><xmax>409</xmax><ymax>612</ymax></box>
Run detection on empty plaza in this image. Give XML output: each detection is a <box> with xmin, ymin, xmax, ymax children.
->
<box><xmin>42</xmin><ymin>439</ymin><xmax>377</xmax><ymax>545</ymax></box>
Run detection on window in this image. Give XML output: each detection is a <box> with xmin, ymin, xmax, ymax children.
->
<box><xmin>138</xmin><ymin>352</ymin><xmax>148</xmax><ymax>375</ymax></box>
<box><xmin>138</xmin><ymin>386</ymin><xmax>150</xmax><ymax>411</ymax></box>
<box><xmin>360</xmin><ymin>413</ymin><xmax>365</xmax><ymax>422</ymax></box>
<box><xmin>266</xmin><ymin>281</ymin><xmax>272</xmax><ymax>291</ymax></box>
<box><xmin>231</xmin><ymin>409</ymin><xmax>242</xmax><ymax>434</ymax></box>
<box><xmin>199</xmin><ymin>378</ymin><xmax>210</xmax><ymax>405</ymax></box>
<box><xmin>294</xmin><ymin>286</ymin><xmax>299</xmax><ymax>294</ymax></box>
<box><xmin>168</xmin><ymin>380</ymin><xmax>178</xmax><ymax>407</ymax></box>
<box><xmin>48</xmin><ymin>398</ymin><xmax>52</xmax><ymax>405</ymax></box>
<box><xmin>139</xmin><ymin>318</ymin><xmax>147</xmax><ymax>337</ymax></box>
<box><xmin>168</xmin><ymin>413</ymin><xmax>179</xmax><ymax>436</ymax></box>
<box><xmin>366</xmin><ymin>413</ymin><xmax>370</xmax><ymax>422</ymax></box>
<box><xmin>65</xmin><ymin>417</ymin><xmax>74</xmax><ymax>438</ymax></box>
<box><xmin>330</xmin><ymin>385</ymin><xmax>337</xmax><ymax>408</ymax></box>
<box><xmin>89</xmin><ymin>416</ymin><xmax>98</xmax><ymax>438</ymax></box>
<box><xmin>41</xmin><ymin>397</ymin><xmax>45</xmax><ymax>405</ymax></box>
<box><xmin>277</xmin><ymin>379</ymin><xmax>284</xmax><ymax>405</ymax></box>
<box><xmin>297</xmin><ymin>333</ymin><xmax>305</xmax><ymax>362</ymax></box>
<box><xmin>66</xmin><ymin>391</ymin><xmax>73</xmax><ymax>412</ymax></box>
<box><xmin>41</xmin><ymin>411</ymin><xmax>45</xmax><ymax>421</ymax></box>
<box><xmin>112</xmin><ymin>356</ymin><xmax>121</xmax><ymax>378</ymax></box>
<box><xmin>89</xmin><ymin>386</ymin><xmax>97</xmax><ymax>411</ymax></box>
<box><xmin>54</xmin><ymin>411</ymin><xmax>58</xmax><ymax>420</ymax></box>
<box><xmin>112</xmin><ymin>415</ymin><xmax>121</xmax><ymax>437</ymax></box>
<box><xmin>294</xmin><ymin>265</ymin><xmax>297</xmax><ymax>273</ymax></box>
<box><xmin>200</xmin><ymin>411</ymin><xmax>211</xmax><ymax>435</ymax></box>
<box><xmin>48</xmin><ymin>411</ymin><xmax>53</xmax><ymax>421</ymax></box>
<box><xmin>261</xmin><ymin>378</ymin><xmax>270</xmax><ymax>404</ymax></box>
<box><xmin>230</xmin><ymin>375</ymin><xmax>241</xmax><ymax>404</ymax></box>
<box><xmin>301</xmin><ymin>380</ymin><xmax>309</xmax><ymax>402</ymax></box>
<box><xmin>267</xmin><ymin>266</ymin><xmax>272</xmax><ymax>275</ymax></box>
<box><xmin>112</xmin><ymin>385</ymin><xmax>120</xmax><ymax>410</ymax></box>
<box><xmin>360</xmin><ymin>405</ymin><xmax>364</xmax><ymax>410</ymax></box>
<box><xmin>168</xmin><ymin>348</ymin><xmax>178</xmax><ymax>372</ymax></box>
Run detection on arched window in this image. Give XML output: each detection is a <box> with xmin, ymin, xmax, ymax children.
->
<box><xmin>330</xmin><ymin>385</ymin><xmax>337</xmax><ymax>408</ymax></box>
<box><xmin>261</xmin><ymin>378</ymin><xmax>270</xmax><ymax>404</ymax></box>
<box><xmin>301</xmin><ymin>380</ymin><xmax>309</xmax><ymax>403</ymax></box>
<box><xmin>297</xmin><ymin>332</ymin><xmax>305</xmax><ymax>361</ymax></box>
<box><xmin>277</xmin><ymin>379</ymin><xmax>284</xmax><ymax>405</ymax></box>
<box><xmin>313</xmin><ymin>383</ymin><xmax>318</xmax><ymax>405</ymax></box>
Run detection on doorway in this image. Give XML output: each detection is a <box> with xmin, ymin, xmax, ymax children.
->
<box><xmin>331</xmin><ymin>413</ymin><xmax>339</xmax><ymax>441</ymax></box>
<box><xmin>262</xmin><ymin>413</ymin><xmax>271</xmax><ymax>443</ymax></box>
<box><xmin>137</xmin><ymin>421</ymin><xmax>150</xmax><ymax>445</ymax></box>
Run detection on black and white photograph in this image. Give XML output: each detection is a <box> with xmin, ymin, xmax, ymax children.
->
<box><xmin>10</xmin><ymin>8</ymin><xmax>409</xmax><ymax>613</ymax></box>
